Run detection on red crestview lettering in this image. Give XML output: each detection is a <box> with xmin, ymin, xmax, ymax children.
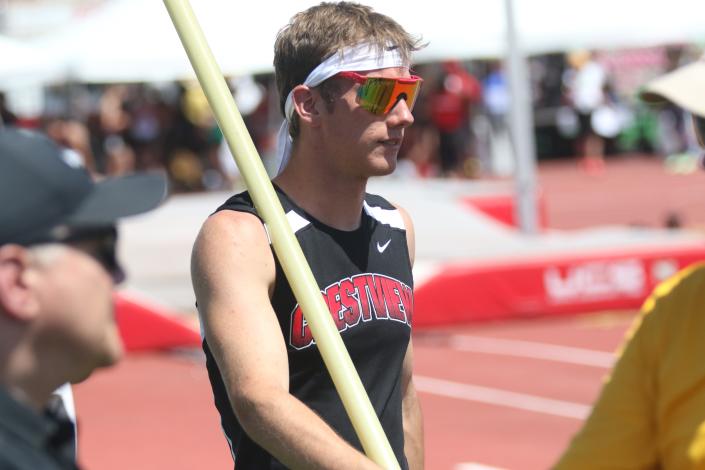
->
<box><xmin>289</xmin><ymin>305</ymin><xmax>313</xmax><ymax>349</ymax></box>
<box><xmin>367</xmin><ymin>275</ymin><xmax>388</xmax><ymax>320</ymax></box>
<box><xmin>324</xmin><ymin>283</ymin><xmax>346</xmax><ymax>330</ymax></box>
<box><xmin>380</xmin><ymin>276</ymin><xmax>406</xmax><ymax>323</ymax></box>
<box><xmin>338</xmin><ymin>279</ymin><xmax>361</xmax><ymax>327</ymax></box>
<box><xmin>289</xmin><ymin>274</ymin><xmax>413</xmax><ymax>350</ymax></box>
<box><xmin>399</xmin><ymin>284</ymin><xmax>414</xmax><ymax>325</ymax></box>
<box><xmin>352</xmin><ymin>275</ymin><xmax>373</xmax><ymax>321</ymax></box>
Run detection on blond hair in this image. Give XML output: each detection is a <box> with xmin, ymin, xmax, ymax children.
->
<box><xmin>273</xmin><ymin>2</ymin><xmax>423</xmax><ymax>138</ymax></box>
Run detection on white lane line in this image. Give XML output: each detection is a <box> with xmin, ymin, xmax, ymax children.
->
<box><xmin>447</xmin><ymin>335</ymin><xmax>616</xmax><ymax>368</ymax></box>
<box><xmin>455</xmin><ymin>464</ymin><xmax>507</xmax><ymax>470</ymax></box>
<box><xmin>414</xmin><ymin>376</ymin><xmax>590</xmax><ymax>420</ymax></box>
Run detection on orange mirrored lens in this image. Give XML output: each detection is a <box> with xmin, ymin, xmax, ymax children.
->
<box><xmin>356</xmin><ymin>76</ymin><xmax>423</xmax><ymax>115</ymax></box>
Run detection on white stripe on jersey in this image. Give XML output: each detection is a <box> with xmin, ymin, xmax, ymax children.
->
<box><xmin>285</xmin><ymin>210</ymin><xmax>311</xmax><ymax>233</ymax></box>
<box><xmin>263</xmin><ymin>210</ymin><xmax>311</xmax><ymax>244</ymax></box>
<box><xmin>363</xmin><ymin>201</ymin><xmax>405</xmax><ymax>230</ymax></box>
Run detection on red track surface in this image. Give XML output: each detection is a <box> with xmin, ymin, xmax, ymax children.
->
<box><xmin>73</xmin><ymin>312</ymin><xmax>633</xmax><ymax>470</ymax></box>
<box><xmin>413</xmin><ymin>313</ymin><xmax>633</xmax><ymax>469</ymax></box>
<box><xmin>538</xmin><ymin>156</ymin><xmax>705</xmax><ymax>230</ymax></box>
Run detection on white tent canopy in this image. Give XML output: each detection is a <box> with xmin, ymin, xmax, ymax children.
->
<box><xmin>0</xmin><ymin>35</ymin><xmax>63</xmax><ymax>89</ymax></box>
<box><xmin>413</xmin><ymin>0</ymin><xmax>705</xmax><ymax>62</ymax></box>
<box><xmin>22</xmin><ymin>0</ymin><xmax>705</xmax><ymax>84</ymax></box>
<box><xmin>32</xmin><ymin>0</ymin><xmax>290</xmax><ymax>83</ymax></box>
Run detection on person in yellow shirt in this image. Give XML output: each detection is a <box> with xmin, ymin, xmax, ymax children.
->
<box><xmin>555</xmin><ymin>57</ymin><xmax>705</xmax><ymax>469</ymax></box>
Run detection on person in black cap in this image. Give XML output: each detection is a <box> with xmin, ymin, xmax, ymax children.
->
<box><xmin>0</xmin><ymin>127</ymin><xmax>167</xmax><ymax>470</ymax></box>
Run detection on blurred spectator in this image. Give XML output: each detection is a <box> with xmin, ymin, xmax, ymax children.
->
<box><xmin>45</xmin><ymin>119</ymin><xmax>96</xmax><ymax>172</ymax></box>
<box><xmin>481</xmin><ymin>60</ymin><xmax>513</xmax><ymax>176</ymax></box>
<box><xmin>428</xmin><ymin>60</ymin><xmax>482</xmax><ymax>177</ymax></box>
<box><xmin>98</xmin><ymin>85</ymin><xmax>134</xmax><ymax>174</ymax></box>
<box><xmin>166</xmin><ymin>83</ymin><xmax>211</xmax><ymax>191</ymax></box>
<box><xmin>563</xmin><ymin>50</ymin><xmax>608</xmax><ymax>173</ymax></box>
<box><xmin>126</xmin><ymin>85</ymin><xmax>165</xmax><ymax>171</ymax></box>
<box><xmin>590</xmin><ymin>80</ymin><xmax>627</xmax><ymax>154</ymax></box>
<box><xmin>483</xmin><ymin>61</ymin><xmax>510</xmax><ymax>135</ymax></box>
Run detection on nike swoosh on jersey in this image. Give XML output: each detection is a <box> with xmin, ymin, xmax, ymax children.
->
<box><xmin>377</xmin><ymin>239</ymin><xmax>391</xmax><ymax>253</ymax></box>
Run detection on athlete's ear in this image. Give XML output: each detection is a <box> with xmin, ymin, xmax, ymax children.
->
<box><xmin>291</xmin><ymin>85</ymin><xmax>321</xmax><ymax>128</ymax></box>
<box><xmin>0</xmin><ymin>245</ymin><xmax>41</xmax><ymax>322</ymax></box>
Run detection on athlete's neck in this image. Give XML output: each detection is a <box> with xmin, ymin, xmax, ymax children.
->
<box><xmin>274</xmin><ymin>151</ymin><xmax>366</xmax><ymax>231</ymax></box>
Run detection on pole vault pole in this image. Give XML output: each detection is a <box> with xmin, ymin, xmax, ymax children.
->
<box><xmin>162</xmin><ymin>0</ymin><xmax>400</xmax><ymax>467</ymax></box>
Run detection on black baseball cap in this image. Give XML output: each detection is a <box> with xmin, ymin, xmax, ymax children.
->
<box><xmin>0</xmin><ymin>127</ymin><xmax>168</xmax><ymax>245</ymax></box>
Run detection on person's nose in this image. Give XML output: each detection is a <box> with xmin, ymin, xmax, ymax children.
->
<box><xmin>387</xmin><ymin>97</ymin><xmax>414</xmax><ymax>128</ymax></box>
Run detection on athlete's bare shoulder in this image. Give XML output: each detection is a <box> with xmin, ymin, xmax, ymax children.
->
<box><xmin>198</xmin><ymin>210</ymin><xmax>268</xmax><ymax>247</ymax></box>
<box><xmin>191</xmin><ymin>209</ymin><xmax>274</xmax><ymax>301</ymax></box>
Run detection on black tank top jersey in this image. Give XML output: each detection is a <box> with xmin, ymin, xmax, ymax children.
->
<box><xmin>202</xmin><ymin>186</ymin><xmax>413</xmax><ymax>470</ymax></box>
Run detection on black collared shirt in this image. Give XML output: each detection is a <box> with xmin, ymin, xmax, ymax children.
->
<box><xmin>0</xmin><ymin>387</ymin><xmax>79</xmax><ymax>470</ymax></box>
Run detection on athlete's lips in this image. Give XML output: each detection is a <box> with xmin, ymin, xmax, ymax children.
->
<box><xmin>379</xmin><ymin>137</ymin><xmax>402</xmax><ymax>146</ymax></box>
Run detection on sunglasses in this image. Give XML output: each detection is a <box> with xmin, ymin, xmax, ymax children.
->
<box><xmin>27</xmin><ymin>226</ymin><xmax>124</xmax><ymax>284</ymax></box>
<box><xmin>336</xmin><ymin>71</ymin><xmax>423</xmax><ymax>115</ymax></box>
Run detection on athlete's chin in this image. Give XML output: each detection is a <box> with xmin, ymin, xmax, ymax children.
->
<box><xmin>367</xmin><ymin>151</ymin><xmax>398</xmax><ymax>176</ymax></box>
<box><xmin>367</xmin><ymin>160</ymin><xmax>396</xmax><ymax>177</ymax></box>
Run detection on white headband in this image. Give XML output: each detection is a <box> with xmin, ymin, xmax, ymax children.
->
<box><xmin>272</xmin><ymin>42</ymin><xmax>406</xmax><ymax>177</ymax></box>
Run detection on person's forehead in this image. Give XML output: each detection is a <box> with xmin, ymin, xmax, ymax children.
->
<box><xmin>34</xmin><ymin>245</ymin><xmax>102</xmax><ymax>280</ymax></box>
<box><xmin>27</xmin><ymin>243</ymin><xmax>70</xmax><ymax>267</ymax></box>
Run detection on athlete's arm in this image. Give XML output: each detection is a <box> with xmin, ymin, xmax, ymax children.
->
<box><xmin>191</xmin><ymin>210</ymin><xmax>380</xmax><ymax>470</ymax></box>
<box><xmin>401</xmin><ymin>340</ymin><xmax>424</xmax><ymax>469</ymax></box>
<box><xmin>396</xmin><ymin>205</ymin><xmax>425</xmax><ymax>469</ymax></box>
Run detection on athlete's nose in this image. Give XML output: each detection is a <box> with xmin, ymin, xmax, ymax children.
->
<box><xmin>387</xmin><ymin>94</ymin><xmax>414</xmax><ymax>128</ymax></box>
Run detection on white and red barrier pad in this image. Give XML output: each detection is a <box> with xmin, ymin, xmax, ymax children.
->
<box><xmin>112</xmin><ymin>245</ymin><xmax>705</xmax><ymax>339</ymax></box>
<box><xmin>414</xmin><ymin>244</ymin><xmax>705</xmax><ymax>327</ymax></box>
<box><xmin>114</xmin><ymin>293</ymin><xmax>201</xmax><ymax>351</ymax></box>
<box><xmin>460</xmin><ymin>191</ymin><xmax>549</xmax><ymax>230</ymax></box>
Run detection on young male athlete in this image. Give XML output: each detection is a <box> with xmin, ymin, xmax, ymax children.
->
<box><xmin>555</xmin><ymin>57</ymin><xmax>705</xmax><ymax>469</ymax></box>
<box><xmin>191</xmin><ymin>2</ymin><xmax>424</xmax><ymax>469</ymax></box>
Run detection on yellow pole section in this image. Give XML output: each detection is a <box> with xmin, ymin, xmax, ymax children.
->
<box><xmin>162</xmin><ymin>1</ymin><xmax>400</xmax><ymax>468</ymax></box>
